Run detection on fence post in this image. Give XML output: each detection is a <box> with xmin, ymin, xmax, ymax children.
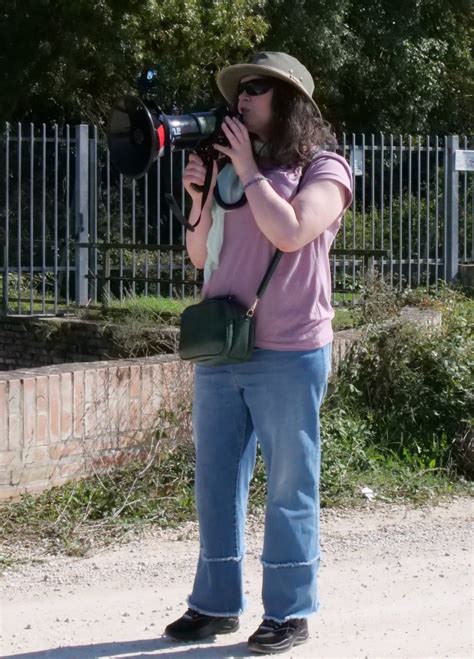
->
<box><xmin>75</xmin><ymin>124</ymin><xmax>89</xmax><ymax>305</ymax></box>
<box><xmin>445</xmin><ymin>135</ymin><xmax>459</xmax><ymax>283</ymax></box>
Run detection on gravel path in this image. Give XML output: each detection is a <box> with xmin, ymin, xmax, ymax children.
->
<box><xmin>0</xmin><ymin>496</ymin><xmax>472</xmax><ymax>658</ymax></box>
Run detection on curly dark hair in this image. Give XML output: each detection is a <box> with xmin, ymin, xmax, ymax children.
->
<box><xmin>256</xmin><ymin>79</ymin><xmax>336</xmax><ymax>168</ymax></box>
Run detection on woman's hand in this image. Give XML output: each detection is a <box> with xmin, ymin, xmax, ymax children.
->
<box><xmin>214</xmin><ymin>116</ymin><xmax>259</xmax><ymax>184</ymax></box>
<box><xmin>182</xmin><ymin>154</ymin><xmax>218</xmax><ymax>206</ymax></box>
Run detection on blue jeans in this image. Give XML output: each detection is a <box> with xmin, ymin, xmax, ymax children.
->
<box><xmin>188</xmin><ymin>344</ymin><xmax>331</xmax><ymax>623</ymax></box>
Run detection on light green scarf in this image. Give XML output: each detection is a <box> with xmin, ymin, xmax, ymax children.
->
<box><xmin>204</xmin><ymin>164</ymin><xmax>244</xmax><ymax>282</ymax></box>
<box><xmin>204</xmin><ymin>141</ymin><xmax>271</xmax><ymax>283</ymax></box>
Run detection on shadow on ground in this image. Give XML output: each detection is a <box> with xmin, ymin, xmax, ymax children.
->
<box><xmin>4</xmin><ymin>635</ymin><xmax>255</xmax><ymax>658</ymax></box>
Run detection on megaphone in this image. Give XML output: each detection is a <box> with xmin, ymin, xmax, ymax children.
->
<box><xmin>107</xmin><ymin>95</ymin><xmax>232</xmax><ymax>179</ymax></box>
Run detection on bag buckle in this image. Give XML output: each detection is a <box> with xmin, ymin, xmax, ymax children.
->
<box><xmin>246</xmin><ymin>299</ymin><xmax>259</xmax><ymax>317</ymax></box>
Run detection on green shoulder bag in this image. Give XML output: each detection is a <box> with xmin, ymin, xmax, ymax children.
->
<box><xmin>178</xmin><ymin>249</ymin><xmax>282</xmax><ymax>366</ymax></box>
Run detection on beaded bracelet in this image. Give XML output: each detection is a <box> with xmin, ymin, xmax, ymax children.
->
<box><xmin>243</xmin><ymin>175</ymin><xmax>270</xmax><ymax>191</ymax></box>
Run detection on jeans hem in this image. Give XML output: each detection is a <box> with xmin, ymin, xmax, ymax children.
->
<box><xmin>263</xmin><ymin>606</ymin><xmax>319</xmax><ymax>623</ymax></box>
<box><xmin>201</xmin><ymin>553</ymin><xmax>243</xmax><ymax>563</ymax></box>
<box><xmin>187</xmin><ymin>597</ymin><xmax>243</xmax><ymax>617</ymax></box>
<box><xmin>261</xmin><ymin>555</ymin><xmax>320</xmax><ymax>568</ymax></box>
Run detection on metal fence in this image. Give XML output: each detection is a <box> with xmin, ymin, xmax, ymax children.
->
<box><xmin>0</xmin><ymin>123</ymin><xmax>472</xmax><ymax>315</ymax></box>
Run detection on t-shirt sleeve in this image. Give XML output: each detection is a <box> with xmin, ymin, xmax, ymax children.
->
<box><xmin>300</xmin><ymin>152</ymin><xmax>353</xmax><ymax>210</ymax></box>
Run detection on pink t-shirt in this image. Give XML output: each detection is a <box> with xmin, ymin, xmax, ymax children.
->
<box><xmin>202</xmin><ymin>152</ymin><xmax>353</xmax><ymax>350</ymax></box>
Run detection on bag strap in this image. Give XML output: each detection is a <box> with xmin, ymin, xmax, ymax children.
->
<box><xmin>246</xmin><ymin>158</ymin><xmax>314</xmax><ymax>317</ymax></box>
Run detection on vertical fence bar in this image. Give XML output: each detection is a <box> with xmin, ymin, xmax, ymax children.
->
<box><xmin>181</xmin><ymin>151</ymin><xmax>186</xmax><ymax>298</ymax></box>
<box><xmin>399</xmin><ymin>134</ymin><xmax>403</xmax><ymax>289</ymax></box>
<box><xmin>119</xmin><ymin>173</ymin><xmax>124</xmax><ymax>300</ymax></box>
<box><xmin>341</xmin><ymin>133</ymin><xmax>347</xmax><ymax>300</ymax></box>
<box><xmin>425</xmin><ymin>135</ymin><xmax>430</xmax><ymax>288</ymax></box>
<box><xmin>169</xmin><ymin>152</ymin><xmax>173</xmax><ymax>297</ymax></box>
<box><xmin>379</xmin><ymin>132</ymin><xmax>385</xmax><ymax>277</ymax></box>
<box><xmin>91</xmin><ymin>126</ymin><xmax>98</xmax><ymax>303</ymax></box>
<box><xmin>389</xmin><ymin>134</ymin><xmax>394</xmax><ymax>286</ymax></box>
<box><xmin>17</xmin><ymin>122</ymin><xmax>22</xmax><ymax>312</ymax></box>
<box><xmin>370</xmin><ymin>133</ymin><xmax>375</xmax><ymax>252</ymax></box>
<box><xmin>331</xmin><ymin>179</ymin><xmax>337</xmax><ymax>307</ymax></box>
<box><xmin>157</xmin><ymin>158</ymin><xmax>161</xmax><ymax>297</ymax></box>
<box><xmin>66</xmin><ymin>125</ymin><xmax>71</xmax><ymax>307</ymax></box>
<box><xmin>462</xmin><ymin>135</ymin><xmax>468</xmax><ymax>262</ymax></box>
<box><xmin>417</xmin><ymin>136</ymin><xmax>421</xmax><ymax>286</ymax></box>
<box><xmin>471</xmin><ymin>138</ymin><xmax>474</xmax><ymax>262</ymax></box>
<box><xmin>75</xmin><ymin>124</ymin><xmax>89</xmax><ymax>305</ymax></box>
<box><xmin>3</xmin><ymin>123</ymin><xmax>10</xmax><ymax>314</ymax></box>
<box><xmin>434</xmin><ymin>135</ymin><xmax>439</xmax><ymax>288</ymax></box>
<box><xmin>29</xmin><ymin>123</ymin><xmax>34</xmax><ymax>313</ymax></box>
<box><xmin>42</xmin><ymin>124</ymin><xmax>46</xmax><ymax>314</ymax></box>
<box><xmin>445</xmin><ymin>135</ymin><xmax>459</xmax><ymax>282</ymax></box>
<box><xmin>144</xmin><ymin>170</ymin><xmax>149</xmax><ymax>296</ymax></box>
<box><xmin>443</xmin><ymin>137</ymin><xmax>448</xmax><ymax>281</ymax></box>
<box><xmin>361</xmin><ymin>133</ymin><xmax>366</xmax><ymax>251</ymax></box>
<box><xmin>407</xmin><ymin>135</ymin><xmax>412</xmax><ymax>287</ymax></box>
<box><xmin>54</xmin><ymin>123</ymin><xmax>59</xmax><ymax>313</ymax></box>
<box><xmin>351</xmin><ymin>133</ymin><xmax>356</xmax><ymax>302</ymax></box>
<box><xmin>105</xmin><ymin>147</ymin><xmax>111</xmax><ymax>302</ymax></box>
<box><xmin>132</xmin><ymin>177</ymin><xmax>136</xmax><ymax>295</ymax></box>
<box><xmin>370</xmin><ymin>133</ymin><xmax>375</xmax><ymax>270</ymax></box>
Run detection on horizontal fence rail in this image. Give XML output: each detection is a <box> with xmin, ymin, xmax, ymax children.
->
<box><xmin>0</xmin><ymin>123</ymin><xmax>472</xmax><ymax>315</ymax></box>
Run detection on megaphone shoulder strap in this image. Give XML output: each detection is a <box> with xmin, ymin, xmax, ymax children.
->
<box><xmin>165</xmin><ymin>157</ymin><xmax>215</xmax><ymax>232</ymax></box>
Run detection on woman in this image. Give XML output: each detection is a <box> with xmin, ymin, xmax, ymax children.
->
<box><xmin>165</xmin><ymin>51</ymin><xmax>352</xmax><ymax>655</ymax></box>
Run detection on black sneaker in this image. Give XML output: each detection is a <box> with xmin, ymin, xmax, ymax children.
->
<box><xmin>164</xmin><ymin>608</ymin><xmax>240</xmax><ymax>641</ymax></box>
<box><xmin>247</xmin><ymin>618</ymin><xmax>309</xmax><ymax>654</ymax></box>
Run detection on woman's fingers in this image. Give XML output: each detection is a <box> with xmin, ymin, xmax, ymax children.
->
<box><xmin>225</xmin><ymin>116</ymin><xmax>248</xmax><ymax>140</ymax></box>
<box><xmin>213</xmin><ymin>143</ymin><xmax>231</xmax><ymax>157</ymax></box>
<box><xmin>184</xmin><ymin>158</ymin><xmax>219</xmax><ymax>185</ymax></box>
<box><xmin>186</xmin><ymin>163</ymin><xmax>206</xmax><ymax>177</ymax></box>
<box><xmin>184</xmin><ymin>173</ymin><xmax>204</xmax><ymax>185</ymax></box>
<box><xmin>183</xmin><ymin>163</ymin><xmax>206</xmax><ymax>184</ymax></box>
<box><xmin>220</xmin><ymin>121</ymin><xmax>240</xmax><ymax>146</ymax></box>
<box><xmin>188</xmin><ymin>153</ymin><xmax>204</xmax><ymax>166</ymax></box>
<box><xmin>184</xmin><ymin>161</ymin><xmax>206</xmax><ymax>181</ymax></box>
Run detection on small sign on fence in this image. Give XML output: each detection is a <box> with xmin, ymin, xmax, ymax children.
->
<box><xmin>455</xmin><ymin>150</ymin><xmax>474</xmax><ymax>172</ymax></box>
<box><xmin>350</xmin><ymin>147</ymin><xmax>364</xmax><ymax>176</ymax></box>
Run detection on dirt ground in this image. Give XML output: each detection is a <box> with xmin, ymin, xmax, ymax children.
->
<box><xmin>0</xmin><ymin>496</ymin><xmax>472</xmax><ymax>659</ymax></box>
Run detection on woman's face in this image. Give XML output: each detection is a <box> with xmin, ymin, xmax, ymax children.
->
<box><xmin>237</xmin><ymin>75</ymin><xmax>274</xmax><ymax>141</ymax></box>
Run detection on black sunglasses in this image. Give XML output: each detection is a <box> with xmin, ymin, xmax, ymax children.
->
<box><xmin>237</xmin><ymin>78</ymin><xmax>274</xmax><ymax>97</ymax></box>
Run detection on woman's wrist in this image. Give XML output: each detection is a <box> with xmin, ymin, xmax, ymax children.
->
<box><xmin>240</xmin><ymin>163</ymin><xmax>260</xmax><ymax>187</ymax></box>
<box><xmin>243</xmin><ymin>174</ymin><xmax>270</xmax><ymax>191</ymax></box>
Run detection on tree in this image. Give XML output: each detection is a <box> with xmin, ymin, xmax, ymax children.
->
<box><xmin>1</xmin><ymin>0</ymin><xmax>471</xmax><ymax>132</ymax></box>
<box><xmin>0</xmin><ymin>0</ymin><xmax>267</xmax><ymax>124</ymax></box>
<box><xmin>258</xmin><ymin>1</ymin><xmax>351</xmax><ymax>125</ymax></box>
<box><xmin>338</xmin><ymin>0</ymin><xmax>473</xmax><ymax>134</ymax></box>
<box><xmin>260</xmin><ymin>0</ymin><xmax>473</xmax><ymax>134</ymax></box>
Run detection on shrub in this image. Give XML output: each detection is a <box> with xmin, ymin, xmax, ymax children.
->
<box><xmin>327</xmin><ymin>294</ymin><xmax>473</xmax><ymax>475</ymax></box>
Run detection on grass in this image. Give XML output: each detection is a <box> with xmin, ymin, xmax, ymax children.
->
<box><xmin>81</xmin><ymin>293</ymin><xmax>359</xmax><ymax>331</ymax></box>
<box><xmin>105</xmin><ymin>294</ymin><xmax>196</xmax><ymax>319</ymax></box>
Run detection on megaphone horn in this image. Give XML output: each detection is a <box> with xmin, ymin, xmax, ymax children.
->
<box><xmin>107</xmin><ymin>95</ymin><xmax>222</xmax><ymax>180</ymax></box>
<box><xmin>107</xmin><ymin>95</ymin><xmax>167</xmax><ymax>178</ymax></box>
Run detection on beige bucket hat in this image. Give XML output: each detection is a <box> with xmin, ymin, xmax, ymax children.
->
<box><xmin>216</xmin><ymin>51</ymin><xmax>322</xmax><ymax>118</ymax></box>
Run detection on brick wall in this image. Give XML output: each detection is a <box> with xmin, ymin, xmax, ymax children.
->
<box><xmin>0</xmin><ymin>355</ymin><xmax>193</xmax><ymax>500</ymax></box>
<box><xmin>0</xmin><ymin>316</ymin><xmax>178</xmax><ymax>371</ymax></box>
